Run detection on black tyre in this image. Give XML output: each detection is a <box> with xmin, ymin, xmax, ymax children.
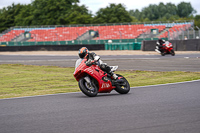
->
<box><xmin>78</xmin><ymin>77</ymin><xmax>98</xmax><ymax>97</ymax></box>
<box><xmin>115</xmin><ymin>74</ymin><xmax>130</xmax><ymax>94</ymax></box>
<box><xmin>170</xmin><ymin>50</ymin><xmax>175</xmax><ymax>56</ymax></box>
<box><xmin>161</xmin><ymin>52</ymin><xmax>165</xmax><ymax>56</ymax></box>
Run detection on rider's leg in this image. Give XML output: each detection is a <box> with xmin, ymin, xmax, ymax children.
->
<box><xmin>158</xmin><ymin>45</ymin><xmax>163</xmax><ymax>53</ymax></box>
<box><xmin>100</xmin><ymin>64</ymin><xmax>118</xmax><ymax>79</ymax></box>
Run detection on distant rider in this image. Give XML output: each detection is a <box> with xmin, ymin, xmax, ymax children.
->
<box><xmin>155</xmin><ymin>38</ymin><xmax>165</xmax><ymax>53</ymax></box>
<box><xmin>75</xmin><ymin>47</ymin><xmax>119</xmax><ymax>80</ymax></box>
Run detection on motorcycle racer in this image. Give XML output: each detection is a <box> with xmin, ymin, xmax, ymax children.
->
<box><xmin>155</xmin><ymin>38</ymin><xmax>165</xmax><ymax>53</ymax></box>
<box><xmin>74</xmin><ymin>47</ymin><xmax>130</xmax><ymax>97</ymax></box>
<box><xmin>75</xmin><ymin>47</ymin><xmax>119</xmax><ymax>80</ymax></box>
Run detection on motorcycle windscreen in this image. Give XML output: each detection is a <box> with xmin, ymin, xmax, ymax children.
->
<box><xmin>75</xmin><ymin>59</ymin><xmax>83</xmax><ymax>69</ymax></box>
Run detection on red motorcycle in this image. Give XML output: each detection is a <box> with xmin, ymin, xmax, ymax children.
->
<box><xmin>73</xmin><ymin>56</ymin><xmax>130</xmax><ymax>97</ymax></box>
<box><xmin>155</xmin><ymin>41</ymin><xmax>175</xmax><ymax>56</ymax></box>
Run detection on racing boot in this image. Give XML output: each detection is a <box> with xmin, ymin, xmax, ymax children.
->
<box><xmin>111</xmin><ymin>72</ymin><xmax>118</xmax><ymax>79</ymax></box>
<box><xmin>111</xmin><ymin>72</ymin><xmax>123</xmax><ymax>83</ymax></box>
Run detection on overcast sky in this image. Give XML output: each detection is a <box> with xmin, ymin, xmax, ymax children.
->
<box><xmin>0</xmin><ymin>0</ymin><xmax>199</xmax><ymax>15</ymax></box>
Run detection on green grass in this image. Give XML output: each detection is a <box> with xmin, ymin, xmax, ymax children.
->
<box><xmin>0</xmin><ymin>64</ymin><xmax>200</xmax><ymax>99</ymax></box>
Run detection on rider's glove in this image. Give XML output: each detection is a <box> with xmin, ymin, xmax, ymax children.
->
<box><xmin>85</xmin><ymin>59</ymin><xmax>96</xmax><ymax>66</ymax></box>
<box><xmin>85</xmin><ymin>59</ymin><xmax>92</xmax><ymax>66</ymax></box>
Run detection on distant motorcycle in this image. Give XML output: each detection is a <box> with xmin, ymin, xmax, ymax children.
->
<box><xmin>155</xmin><ymin>41</ymin><xmax>175</xmax><ymax>56</ymax></box>
<box><xmin>73</xmin><ymin>56</ymin><xmax>130</xmax><ymax>97</ymax></box>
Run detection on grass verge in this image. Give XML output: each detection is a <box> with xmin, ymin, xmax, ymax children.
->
<box><xmin>0</xmin><ymin>64</ymin><xmax>200</xmax><ymax>99</ymax></box>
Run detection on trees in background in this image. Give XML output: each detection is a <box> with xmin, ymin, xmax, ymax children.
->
<box><xmin>0</xmin><ymin>0</ymin><xmax>92</xmax><ymax>32</ymax></box>
<box><xmin>93</xmin><ymin>3</ymin><xmax>132</xmax><ymax>23</ymax></box>
<box><xmin>195</xmin><ymin>15</ymin><xmax>200</xmax><ymax>29</ymax></box>
<box><xmin>30</xmin><ymin>0</ymin><xmax>90</xmax><ymax>25</ymax></box>
<box><xmin>0</xmin><ymin>0</ymin><xmax>199</xmax><ymax>32</ymax></box>
<box><xmin>129</xmin><ymin>2</ymin><xmax>196</xmax><ymax>22</ymax></box>
<box><xmin>0</xmin><ymin>3</ymin><xmax>25</xmax><ymax>32</ymax></box>
<box><xmin>177</xmin><ymin>2</ymin><xmax>196</xmax><ymax>18</ymax></box>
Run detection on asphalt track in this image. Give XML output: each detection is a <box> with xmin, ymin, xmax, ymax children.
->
<box><xmin>0</xmin><ymin>80</ymin><xmax>200</xmax><ymax>133</ymax></box>
<box><xmin>0</xmin><ymin>53</ymin><xmax>200</xmax><ymax>71</ymax></box>
<box><xmin>0</xmin><ymin>53</ymin><xmax>200</xmax><ymax>133</ymax></box>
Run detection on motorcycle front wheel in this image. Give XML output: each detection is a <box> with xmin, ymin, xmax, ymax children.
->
<box><xmin>115</xmin><ymin>74</ymin><xmax>130</xmax><ymax>94</ymax></box>
<box><xmin>161</xmin><ymin>52</ymin><xmax>165</xmax><ymax>56</ymax></box>
<box><xmin>170</xmin><ymin>50</ymin><xmax>175</xmax><ymax>56</ymax></box>
<box><xmin>78</xmin><ymin>77</ymin><xmax>98</xmax><ymax>97</ymax></box>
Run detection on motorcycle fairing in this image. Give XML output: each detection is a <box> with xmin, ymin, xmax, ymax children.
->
<box><xmin>74</xmin><ymin>59</ymin><xmax>114</xmax><ymax>93</ymax></box>
<box><xmin>163</xmin><ymin>42</ymin><xmax>173</xmax><ymax>52</ymax></box>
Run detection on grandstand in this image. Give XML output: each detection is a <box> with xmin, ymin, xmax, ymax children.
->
<box><xmin>0</xmin><ymin>21</ymin><xmax>195</xmax><ymax>46</ymax></box>
<box><xmin>0</xmin><ymin>30</ymin><xmax>25</xmax><ymax>42</ymax></box>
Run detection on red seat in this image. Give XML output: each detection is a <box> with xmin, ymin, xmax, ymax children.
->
<box><xmin>0</xmin><ymin>30</ymin><xmax>25</xmax><ymax>42</ymax></box>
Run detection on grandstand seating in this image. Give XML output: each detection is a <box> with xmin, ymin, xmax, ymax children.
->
<box><xmin>0</xmin><ymin>30</ymin><xmax>25</xmax><ymax>42</ymax></box>
<box><xmin>27</xmin><ymin>24</ymin><xmax>167</xmax><ymax>41</ymax></box>
<box><xmin>28</xmin><ymin>27</ymin><xmax>93</xmax><ymax>42</ymax></box>
<box><xmin>159</xmin><ymin>24</ymin><xmax>191</xmax><ymax>38</ymax></box>
<box><xmin>95</xmin><ymin>25</ymin><xmax>144</xmax><ymax>40</ymax></box>
<box><xmin>0</xmin><ymin>22</ymin><xmax>192</xmax><ymax>42</ymax></box>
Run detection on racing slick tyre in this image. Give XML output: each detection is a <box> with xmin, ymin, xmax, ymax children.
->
<box><xmin>115</xmin><ymin>74</ymin><xmax>130</xmax><ymax>94</ymax></box>
<box><xmin>170</xmin><ymin>50</ymin><xmax>175</xmax><ymax>56</ymax></box>
<box><xmin>78</xmin><ymin>77</ymin><xmax>98</xmax><ymax>97</ymax></box>
<box><xmin>161</xmin><ymin>52</ymin><xmax>165</xmax><ymax>56</ymax></box>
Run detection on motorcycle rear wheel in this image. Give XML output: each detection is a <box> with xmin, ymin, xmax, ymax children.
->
<box><xmin>115</xmin><ymin>74</ymin><xmax>130</xmax><ymax>94</ymax></box>
<box><xmin>79</xmin><ymin>77</ymin><xmax>98</xmax><ymax>97</ymax></box>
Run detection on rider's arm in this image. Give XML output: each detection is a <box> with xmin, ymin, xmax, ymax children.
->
<box><xmin>85</xmin><ymin>59</ymin><xmax>93</xmax><ymax>66</ymax></box>
<box><xmin>85</xmin><ymin>53</ymin><xmax>101</xmax><ymax>66</ymax></box>
<box><xmin>90</xmin><ymin>52</ymin><xmax>97</xmax><ymax>59</ymax></box>
<box><xmin>161</xmin><ymin>40</ymin><xmax>165</xmax><ymax>45</ymax></box>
